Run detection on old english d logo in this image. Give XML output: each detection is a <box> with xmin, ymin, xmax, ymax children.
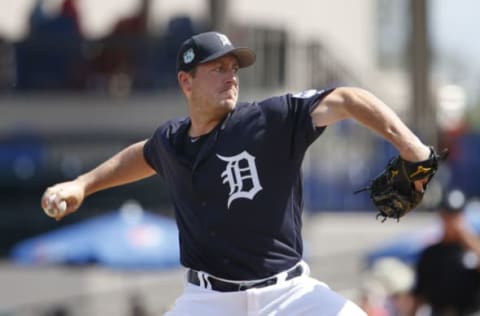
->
<box><xmin>217</xmin><ymin>151</ymin><xmax>263</xmax><ymax>209</ymax></box>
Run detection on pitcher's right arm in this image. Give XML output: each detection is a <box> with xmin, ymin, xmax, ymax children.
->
<box><xmin>41</xmin><ymin>140</ymin><xmax>155</xmax><ymax>220</ymax></box>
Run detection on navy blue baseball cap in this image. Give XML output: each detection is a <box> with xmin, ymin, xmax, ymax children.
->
<box><xmin>176</xmin><ymin>31</ymin><xmax>256</xmax><ymax>73</ymax></box>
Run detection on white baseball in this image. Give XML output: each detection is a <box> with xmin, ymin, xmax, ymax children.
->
<box><xmin>43</xmin><ymin>195</ymin><xmax>67</xmax><ymax>218</ymax></box>
<box><xmin>58</xmin><ymin>200</ymin><xmax>67</xmax><ymax>213</ymax></box>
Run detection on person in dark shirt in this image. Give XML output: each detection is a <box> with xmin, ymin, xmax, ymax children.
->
<box><xmin>414</xmin><ymin>190</ymin><xmax>480</xmax><ymax>316</ymax></box>
<box><xmin>41</xmin><ymin>31</ymin><xmax>432</xmax><ymax>315</ymax></box>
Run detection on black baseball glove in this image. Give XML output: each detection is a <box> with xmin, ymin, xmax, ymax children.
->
<box><xmin>356</xmin><ymin>147</ymin><xmax>448</xmax><ymax>222</ymax></box>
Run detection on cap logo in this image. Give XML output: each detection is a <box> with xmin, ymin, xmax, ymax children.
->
<box><xmin>216</xmin><ymin>33</ymin><xmax>231</xmax><ymax>47</ymax></box>
<box><xmin>183</xmin><ymin>48</ymin><xmax>195</xmax><ymax>64</ymax></box>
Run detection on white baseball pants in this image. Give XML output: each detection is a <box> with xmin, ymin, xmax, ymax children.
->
<box><xmin>164</xmin><ymin>263</ymin><xmax>366</xmax><ymax>316</ymax></box>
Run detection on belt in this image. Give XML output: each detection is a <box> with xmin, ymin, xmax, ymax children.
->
<box><xmin>187</xmin><ymin>263</ymin><xmax>304</xmax><ymax>292</ymax></box>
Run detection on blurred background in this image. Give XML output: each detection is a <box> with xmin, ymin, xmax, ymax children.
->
<box><xmin>0</xmin><ymin>0</ymin><xmax>479</xmax><ymax>315</ymax></box>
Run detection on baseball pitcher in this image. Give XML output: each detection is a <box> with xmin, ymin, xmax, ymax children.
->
<box><xmin>42</xmin><ymin>32</ymin><xmax>444</xmax><ymax>315</ymax></box>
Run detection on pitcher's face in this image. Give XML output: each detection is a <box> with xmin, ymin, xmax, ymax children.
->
<box><xmin>184</xmin><ymin>55</ymin><xmax>240</xmax><ymax>113</ymax></box>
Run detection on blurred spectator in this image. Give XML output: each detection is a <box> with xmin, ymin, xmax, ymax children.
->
<box><xmin>9</xmin><ymin>1</ymin><xmax>211</xmax><ymax>94</ymax></box>
<box><xmin>413</xmin><ymin>189</ymin><xmax>480</xmax><ymax>316</ymax></box>
<box><xmin>15</xmin><ymin>0</ymin><xmax>85</xmax><ymax>90</ymax></box>
<box><xmin>30</xmin><ymin>0</ymin><xmax>80</xmax><ymax>31</ymax></box>
<box><xmin>162</xmin><ymin>16</ymin><xmax>199</xmax><ymax>85</ymax></box>
<box><xmin>85</xmin><ymin>0</ymin><xmax>149</xmax><ymax>96</ymax></box>
<box><xmin>360</xmin><ymin>257</ymin><xmax>415</xmax><ymax>316</ymax></box>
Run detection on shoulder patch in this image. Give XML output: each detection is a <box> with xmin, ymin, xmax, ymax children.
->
<box><xmin>292</xmin><ymin>89</ymin><xmax>322</xmax><ymax>99</ymax></box>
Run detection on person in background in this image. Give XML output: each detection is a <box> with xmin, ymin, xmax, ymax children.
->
<box><xmin>360</xmin><ymin>257</ymin><xmax>416</xmax><ymax>316</ymax></box>
<box><xmin>413</xmin><ymin>189</ymin><xmax>480</xmax><ymax>316</ymax></box>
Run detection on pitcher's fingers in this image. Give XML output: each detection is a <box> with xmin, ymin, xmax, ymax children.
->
<box><xmin>54</xmin><ymin>201</ymin><xmax>68</xmax><ymax>221</ymax></box>
<box><xmin>41</xmin><ymin>194</ymin><xmax>50</xmax><ymax>210</ymax></box>
<box><xmin>42</xmin><ymin>187</ymin><xmax>59</xmax><ymax>209</ymax></box>
<box><xmin>414</xmin><ymin>178</ymin><xmax>428</xmax><ymax>193</ymax></box>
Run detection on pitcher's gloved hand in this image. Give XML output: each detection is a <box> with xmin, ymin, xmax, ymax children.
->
<box><xmin>356</xmin><ymin>147</ymin><xmax>449</xmax><ymax>222</ymax></box>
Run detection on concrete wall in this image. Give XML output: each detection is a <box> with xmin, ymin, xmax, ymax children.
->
<box><xmin>1</xmin><ymin>93</ymin><xmax>186</xmax><ymax>136</ymax></box>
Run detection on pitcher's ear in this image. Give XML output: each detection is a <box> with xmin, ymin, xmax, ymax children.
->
<box><xmin>178</xmin><ymin>71</ymin><xmax>192</xmax><ymax>93</ymax></box>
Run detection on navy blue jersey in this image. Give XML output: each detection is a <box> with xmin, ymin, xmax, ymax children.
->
<box><xmin>144</xmin><ymin>89</ymin><xmax>332</xmax><ymax>280</ymax></box>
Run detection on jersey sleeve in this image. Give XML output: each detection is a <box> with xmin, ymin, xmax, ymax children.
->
<box><xmin>259</xmin><ymin>88</ymin><xmax>335</xmax><ymax>150</ymax></box>
<box><xmin>143</xmin><ymin>126</ymin><xmax>165</xmax><ymax>178</ymax></box>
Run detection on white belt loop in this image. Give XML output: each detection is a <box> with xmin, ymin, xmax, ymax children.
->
<box><xmin>198</xmin><ymin>271</ymin><xmax>205</xmax><ymax>288</ymax></box>
<box><xmin>276</xmin><ymin>271</ymin><xmax>288</xmax><ymax>283</ymax></box>
<box><xmin>198</xmin><ymin>271</ymin><xmax>212</xmax><ymax>290</ymax></box>
<box><xmin>300</xmin><ymin>260</ymin><xmax>310</xmax><ymax>276</ymax></box>
<box><xmin>204</xmin><ymin>274</ymin><xmax>212</xmax><ymax>290</ymax></box>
